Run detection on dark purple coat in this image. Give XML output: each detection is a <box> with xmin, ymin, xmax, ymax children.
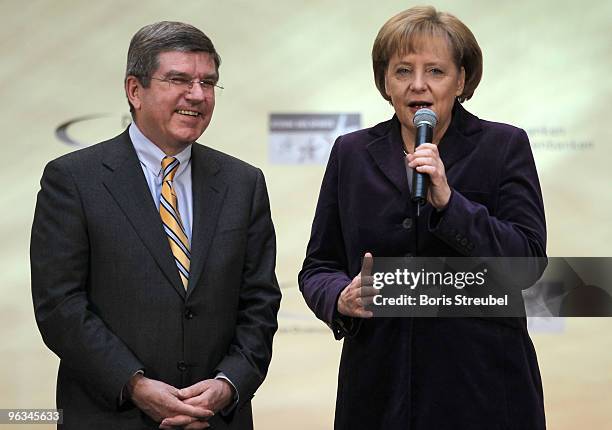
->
<box><xmin>299</xmin><ymin>103</ymin><xmax>547</xmax><ymax>430</ymax></box>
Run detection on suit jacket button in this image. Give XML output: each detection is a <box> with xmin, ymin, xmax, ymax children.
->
<box><xmin>177</xmin><ymin>361</ymin><xmax>187</xmax><ymax>371</ymax></box>
<box><xmin>402</xmin><ymin>218</ymin><xmax>413</xmax><ymax>230</ymax></box>
<box><xmin>460</xmin><ymin>238</ymin><xmax>468</xmax><ymax>246</ymax></box>
<box><xmin>184</xmin><ymin>308</ymin><xmax>194</xmax><ymax>319</ymax></box>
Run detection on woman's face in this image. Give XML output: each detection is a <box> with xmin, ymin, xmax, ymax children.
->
<box><xmin>384</xmin><ymin>35</ymin><xmax>465</xmax><ymax>147</ymax></box>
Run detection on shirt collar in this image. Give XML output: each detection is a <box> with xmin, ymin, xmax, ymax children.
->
<box><xmin>129</xmin><ymin>122</ymin><xmax>192</xmax><ymax>178</ymax></box>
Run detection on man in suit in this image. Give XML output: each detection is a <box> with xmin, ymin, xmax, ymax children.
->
<box><xmin>30</xmin><ymin>21</ymin><xmax>281</xmax><ymax>429</ymax></box>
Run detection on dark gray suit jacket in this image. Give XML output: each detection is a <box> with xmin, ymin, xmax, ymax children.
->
<box><xmin>31</xmin><ymin>129</ymin><xmax>281</xmax><ymax>429</ymax></box>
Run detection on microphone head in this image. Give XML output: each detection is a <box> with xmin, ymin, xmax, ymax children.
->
<box><xmin>413</xmin><ymin>108</ymin><xmax>438</xmax><ymax>128</ymax></box>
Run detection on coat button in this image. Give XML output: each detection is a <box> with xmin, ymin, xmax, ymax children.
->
<box><xmin>455</xmin><ymin>233</ymin><xmax>462</xmax><ymax>242</ymax></box>
<box><xmin>402</xmin><ymin>217</ymin><xmax>413</xmax><ymax>230</ymax></box>
<box><xmin>177</xmin><ymin>361</ymin><xmax>187</xmax><ymax>371</ymax></box>
<box><xmin>460</xmin><ymin>238</ymin><xmax>468</xmax><ymax>246</ymax></box>
<box><xmin>184</xmin><ymin>308</ymin><xmax>194</xmax><ymax>319</ymax></box>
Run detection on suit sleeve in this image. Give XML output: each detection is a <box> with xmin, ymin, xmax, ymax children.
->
<box><xmin>30</xmin><ymin>158</ymin><xmax>144</xmax><ymax>408</ymax></box>
<box><xmin>214</xmin><ymin>168</ymin><xmax>281</xmax><ymax>411</ymax></box>
<box><xmin>429</xmin><ymin>128</ymin><xmax>547</xmax><ymax>259</ymax></box>
<box><xmin>298</xmin><ymin>141</ymin><xmax>357</xmax><ymax>340</ymax></box>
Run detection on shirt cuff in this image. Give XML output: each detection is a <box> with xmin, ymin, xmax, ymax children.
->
<box><xmin>119</xmin><ymin>369</ymin><xmax>144</xmax><ymax>406</ymax></box>
<box><xmin>215</xmin><ymin>372</ymin><xmax>239</xmax><ymax>415</ymax></box>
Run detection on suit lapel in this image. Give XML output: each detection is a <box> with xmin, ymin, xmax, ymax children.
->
<box><xmin>186</xmin><ymin>144</ymin><xmax>227</xmax><ymax>297</ymax></box>
<box><xmin>101</xmin><ymin>130</ymin><xmax>186</xmax><ymax>299</ymax></box>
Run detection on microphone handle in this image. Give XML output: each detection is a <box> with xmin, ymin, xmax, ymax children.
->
<box><xmin>411</xmin><ymin>124</ymin><xmax>433</xmax><ymax>206</ymax></box>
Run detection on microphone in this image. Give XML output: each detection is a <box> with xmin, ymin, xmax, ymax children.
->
<box><xmin>411</xmin><ymin>108</ymin><xmax>438</xmax><ymax>212</ymax></box>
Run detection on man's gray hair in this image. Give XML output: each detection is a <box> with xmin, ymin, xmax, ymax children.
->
<box><xmin>125</xmin><ymin>20</ymin><xmax>221</xmax><ymax>87</ymax></box>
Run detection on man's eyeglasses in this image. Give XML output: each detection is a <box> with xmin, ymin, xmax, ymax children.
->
<box><xmin>151</xmin><ymin>76</ymin><xmax>224</xmax><ymax>93</ymax></box>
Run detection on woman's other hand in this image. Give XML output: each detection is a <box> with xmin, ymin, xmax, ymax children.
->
<box><xmin>337</xmin><ymin>253</ymin><xmax>379</xmax><ymax>318</ymax></box>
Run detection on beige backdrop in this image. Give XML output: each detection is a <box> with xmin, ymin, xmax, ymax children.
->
<box><xmin>1</xmin><ymin>0</ymin><xmax>611</xmax><ymax>428</ymax></box>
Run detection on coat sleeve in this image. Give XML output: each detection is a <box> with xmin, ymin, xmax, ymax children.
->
<box><xmin>214</xmin><ymin>168</ymin><xmax>281</xmax><ymax>411</ymax></box>
<box><xmin>298</xmin><ymin>140</ymin><xmax>357</xmax><ymax>340</ymax></box>
<box><xmin>30</xmin><ymin>158</ymin><xmax>144</xmax><ymax>408</ymax></box>
<box><xmin>430</xmin><ymin>128</ymin><xmax>547</xmax><ymax>260</ymax></box>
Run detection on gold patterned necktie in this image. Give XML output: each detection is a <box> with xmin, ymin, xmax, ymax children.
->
<box><xmin>160</xmin><ymin>156</ymin><xmax>190</xmax><ymax>289</ymax></box>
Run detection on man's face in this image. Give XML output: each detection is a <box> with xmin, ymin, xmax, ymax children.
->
<box><xmin>127</xmin><ymin>51</ymin><xmax>218</xmax><ymax>154</ymax></box>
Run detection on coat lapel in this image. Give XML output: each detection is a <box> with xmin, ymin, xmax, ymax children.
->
<box><xmin>365</xmin><ymin>104</ymin><xmax>481</xmax><ymax>202</ymax></box>
<box><xmin>186</xmin><ymin>144</ymin><xmax>227</xmax><ymax>297</ymax></box>
<box><xmin>438</xmin><ymin>102</ymin><xmax>480</xmax><ymax>172</ymax></box>
<box><xmin>366</xmin><ymin>117</ymin><xmax>409</xmax><ymax>197</ymax></box>
<box><xmin>101</xmin><ymin>130</ymin><xmax>186</xmax><ymax>299</ymax></box>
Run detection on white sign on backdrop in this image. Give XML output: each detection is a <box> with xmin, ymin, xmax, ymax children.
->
<box><xmin>269</xmin><ymin>113</ymin><xmax>361</xmax><ymax>164</ymax></box>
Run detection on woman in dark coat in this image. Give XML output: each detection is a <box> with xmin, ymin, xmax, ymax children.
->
<box><xmin>298</xmin><ymin>6</ymin><xmax>547</xmax><ymax>430</ymax></box>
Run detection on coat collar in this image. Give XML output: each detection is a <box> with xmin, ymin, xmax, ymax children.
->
<box><xmin>366</xmin><ymin>116</ymin><xmax>408</xmax><ymax>195</ymax></box>
<box><xmin>366</xmin><ymin>101</ymin><xmax>481</xmax><ymax>193</ymax></box>
<box><xmin>367</xmin><ymin>101</ymin><xmax>482</xmax><ymax>140</ymax></box>
<box><xmin>437</xmin><ymin>101</ymin><xmax>481</xmax><ymax>171</ymax></box>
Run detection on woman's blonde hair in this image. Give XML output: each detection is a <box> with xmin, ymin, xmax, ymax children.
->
<box><xmin>372</xmin><ymin>6</ymin><xmax>482</xmax><ymax>103</ymax></box>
